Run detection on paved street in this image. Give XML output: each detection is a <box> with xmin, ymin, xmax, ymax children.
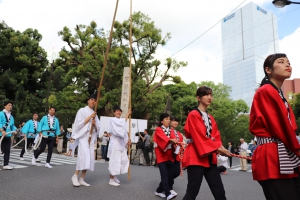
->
<box><xmin>0</xmin><ymin>150</ymin><xmax>265</xmax><ymax>200</ymax></box>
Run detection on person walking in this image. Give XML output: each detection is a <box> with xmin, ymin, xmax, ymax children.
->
<box><xmin>0</xmin><ymin>101</ymin><xmax>17</xmax><ymax>170</ymax></box>
<box><xmin>20</xmin><ymin>112</ymin><xmax>39</xmax><ymax>160</ymax></box>
<box><xmin>32</xmin><ymin>106</ymin><xmax>60</xmax><ymax>168</ymax></box>
<box><xmin>182</xmin><ymin>86</ymin><xmax>231</xmax><ymax>200</ymax></box>
<box><xmin>249</xmin><ymin>53</ymin><xmax>300</xmax><ymax>200</ymax></box>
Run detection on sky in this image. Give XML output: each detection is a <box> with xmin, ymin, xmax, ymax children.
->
<box><xmin>0</xmin><ymin>0</ymin><xmax>299</xmax><ymax>84</ymax></box>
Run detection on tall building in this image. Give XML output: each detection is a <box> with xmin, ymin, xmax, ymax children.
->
<box><xmin>222</xmin><ymin>2</ymin><xmax>279</xmax><ymax>107</ymax></box>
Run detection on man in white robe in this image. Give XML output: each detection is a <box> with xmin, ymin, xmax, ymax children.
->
<box><xmin>70</xmin><ymin>93</ymin><xmax>100</xmax><ymax>187</ymax></box>
<box><xmin>107</xmin><ymin>105</ymin><xmax>131</xmax><ymax>186</ymax></box>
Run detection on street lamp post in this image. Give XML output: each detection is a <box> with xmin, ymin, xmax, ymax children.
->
<box><xmin>272</xmin><ymin>0</ymin><xmax>300</xmax><ymax>8</ymax></box>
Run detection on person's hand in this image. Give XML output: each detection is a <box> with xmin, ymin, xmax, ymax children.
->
<box><xmin>2</xmin><ymin>131</ymin><xmax>6</xmax><ymax>137</ymax></box>
<box><xmin>24</xmin><ymin>135</ymin><xmax>27</xmax><ymax>140</ymax></box>
<box><xmin>170</xmin><ymin>139</ymin><xmax>178</xmax><ymax>144</ymax></box>
<box><xmin>90</xmin><ymin>112</ymin><xmax>97</xmax><ymax>119</ymax></box>
<box><xmin>67</xmin><ymin>149</ymin><xmax>72</xmax><ymax>156</ymax></box>
<box><xmin>218</xmin><ymin>147</ymin><xmax>232</xmax><ymax>157</ymax></box>
<box><xmin>127</xmin><ymin>140</ymin><xmax>132</xmax><ymax>146</ymax></box>
<box><xmin>91</xmin><ymin>119</ymin><xmax>96</xmax><ymax>125</ymax></box>
<box><xmin>39</xmin><ymin>132</ymin><xmax>42</xmax><ymax>136</ymax></box>
<box><xmin>127</xmin><ymin>109</ymin><xmax>132</xmax><ymax>116</ymax></box>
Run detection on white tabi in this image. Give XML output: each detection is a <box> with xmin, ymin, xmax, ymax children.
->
<box><xmin>108</xmin><ymin>117</ymin><xmax>129</xmax><ymax>176</ymax></box>
<box><xmin>71</xmin><ymin>106</ymin><xmax>100</xmax><ymax>171</ymax></box>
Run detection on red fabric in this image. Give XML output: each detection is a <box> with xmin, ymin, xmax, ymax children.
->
<box><xmin>173</xmin><ymin>130</ymin><xmax>183</xmax><ymax>162</ymax></box>
<box><xmin>250</xmin><ymin>84</ymin><xmax>300</xmax><ymax>181</ymax></box>
<box><xmin>182</xmin><ymin>110</ymin><xmax>223</xmax><ymax>168</ymax></box>
<box><xmin>154</xmin><ymin>127</ymin><xmax>175</xmax><ymax>164</ymax></box>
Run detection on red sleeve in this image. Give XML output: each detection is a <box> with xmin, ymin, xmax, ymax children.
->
<box><xmin>250</xmin><ymin>86</ymin><xmax>300</xmax><ymax>154</ymax></box>
<box><xmin>154</xmin><ymin>127</ymin><xmax>171</xmax><ymax>151</ymax></box>
<box><xmin>184</xmin><ymin>110</ymin><xmax>221</xmax><ymax>157</ymax></box>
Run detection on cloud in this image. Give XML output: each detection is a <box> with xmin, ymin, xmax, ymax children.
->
<box><xmin>279</xmin><ymin>27</ymin><xmax>300</xmax><ymax>79</ymax></box>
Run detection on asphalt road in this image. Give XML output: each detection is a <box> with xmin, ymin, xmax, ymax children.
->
<box><xmin>0</xmin><ymin>150</ymin><xmax>265</xmax><ymax>200</ymax></box>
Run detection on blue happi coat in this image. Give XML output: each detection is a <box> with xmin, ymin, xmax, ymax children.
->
<box><xmin>22</xmin><ymin>119</ymin><xmax>39</xmax><ymax>139</ymax></box>
<box><xmin>38</xmin><ymin>115</ymin><xmax>60</xmax><ymax>137</ymax></box>
<box><xmin>0</xmin><ymin>111</ymin><xmax>17</xmax><ymax>137</ymax></box>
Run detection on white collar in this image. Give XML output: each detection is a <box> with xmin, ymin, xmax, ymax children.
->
<box><xmin>48</xmin><ymin>114</ymin><xmax>54</xmax><ymax>118</ymax></box>
<box><xmin>161</xmin><ymin>125</ymin><xmax>170</xmax><ymax>131</ymax></box>
<box><xmin>3</xmin><ymin>109</ymin><xmax>11</xmax><ymax>114</ymax></box>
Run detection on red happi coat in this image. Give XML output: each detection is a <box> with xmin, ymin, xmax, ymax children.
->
<box><xmin>154</xmin><ymin>126</ymin><xmax>176</xmax><ymax>164</ymax></box>
<box><xmin>250</xmin><ymin>84</ymin><xmax>300</xmax><ymax>181</ymax></box>
<box><xmin>182</xmin><ymin>110</ymin><xmax>223</xmax><ymax>168</ymax></box>
<box><xmin>173</xmin><ymin>130</ymin><xmax>184</xmax><ymax>162</ymax></box>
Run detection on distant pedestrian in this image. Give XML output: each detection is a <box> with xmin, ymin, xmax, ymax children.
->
<box><xmin>227</xmin><ymin>141</ymin><xmax>234</xmax><ymax>168</ymax></box>
<box><xmin>100</xmin><ymin>131</ymin><xmax>109</xmax><ymax>161</ymax></box>
<box><xmin>239</xmin><ymin>138</ymin><xmax>248</xmax><ymax>172</ymax></box>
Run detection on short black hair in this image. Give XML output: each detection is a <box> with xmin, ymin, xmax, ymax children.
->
<box><xmin>49</xmin><ymin>106</ymin><xmax>56</xmax><ymax>111</ymax></box>
<box><xmin>144</xmin><ymin>129</ymin><xmax>148</xmax><ymax>133</ymax></box>
<box><xmin>32</xmin><ymin>112</ymin><xmax>39</xmax><ymax>116</ymax></box>
<box><xmin>4</xmin><ymin>101</ymin><xmax>13</xmax><ymax>107</ymax></box>
<box><xmin>158</xmin><ymin>113</ymin><xmax>170</xmax><ymax>126</ymax></box>
<box><xmin>196</xmin><ymin>86</ymin><xmax>212</xmax><ymax>98</ymax></box>
<box><xmin>170</xmin><ymin>116</ymin><xmax>179</xmax><ymax>122</ymax></box>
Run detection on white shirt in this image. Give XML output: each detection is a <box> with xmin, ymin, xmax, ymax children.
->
<box><xmin>3</xmin><ymin>109</ymin><xmax>11</xmax><ymax>119</ymax></box>
<box><xmin>240</xmin><ymin>142</ymin><xmax>248</xmax><ymax>152</ymax></box>
<box><xmin>48</xmin><ymin>114</ymin><xmax>54</xmax><ymax>127</ymax></box>
<box><xmin>33</xmin><ymin>120</ymin><xmax>38</xmax><ymax>129</ymax></box>
<box><xmin>217</xmin><ymin>155</ymin><xmax>229</xmax><ymax>168</ymax></box>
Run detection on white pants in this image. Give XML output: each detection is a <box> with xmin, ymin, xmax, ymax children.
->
<box><xmin>108</xmin><ymin>149</ymin><xmax>129</xmax><ymax>176</ymax></box>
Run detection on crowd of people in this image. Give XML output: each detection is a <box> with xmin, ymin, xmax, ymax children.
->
<box><xmin>1</xmin><ymin>53</ymin><xmax>300</xmax><ymax>200</ymax></box>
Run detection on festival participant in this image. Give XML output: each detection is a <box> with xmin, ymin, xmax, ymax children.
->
<box><xmin>20</xmin><ymin>112</ymin><xmax>39</xmax><ymax>160</ymax></box>
<box><xmin>249</xmin><ymin>53</ymin><xmax>300</xmax><ymax>200</ymax></box>
<box><xmin>169</xmin><ymin>116</ymin><xmax>183</xmax><ymax>196</ymax></box>
<box><xmin>154</xmin><ymin>113</ymin><xmax>178</xmax><ymax>200</ymax></box>
<box><xmin>0</xmin><ymin>101</ymin><xmax>17</xmax><ymax>170</ymax></box>
<box><xmin>70</xmin><ymin>93</ymin><xmax>101</xmax><ymax>187</ymax></box>
<box><xmin>107</xmin><ymin>105</ymin><xmax>131</xmax><ymax>187</ymax></box>
<box><xmin>182</xmin><ymin>86</ymin><xmax>231</xmax><ymax>200</ymax></box>
<box><xmin>32</xmin><ymin>106</ymin><xmax>60</xmax><ymax>168</ymax></box>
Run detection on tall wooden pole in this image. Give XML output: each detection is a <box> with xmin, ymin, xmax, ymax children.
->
<box><xmin>127</xmin><ymin>0</ymin><xmax>133</xmax><ymax>181</ymax></box>
<box><xmin>88</xmin><ymin>0</ymin><xmax>120</xmax><ymax>144</ymax></box>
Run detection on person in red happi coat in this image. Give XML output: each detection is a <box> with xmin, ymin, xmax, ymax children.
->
<box><xmin>249</xmin><ymin>53</ymin><xmax>300</xmax><ymax>200</ymax></box>
<box><xmin>182</xmin><ymin>86</ymin><xmax>231</xmax><ymax>200</ymax></box>
<box><xmin>154</xmin><ymin>113</ymin><xmax>178</xmax><ymax>200</ymax></box>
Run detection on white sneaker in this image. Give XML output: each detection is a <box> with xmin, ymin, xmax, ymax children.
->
<box><xmin>20</xmin><ymin>157</ymin><xmax>25</xmax><ymax>161</ymax></box>
<box><xmin>167</xmin><ymin>193</ymin><xmax>177</xmax><ymax>200</ymax></box>
<box><xmin>155</xmin><ymin>192</ymin><xmax>166</xmax><ymax>198</ymax></box>
<box><xmin>71</xmin><ymin>174</ymin><xmax>80</xmax><ymax>187</ymax></box>
<box><xmin>36</xmin><ymin>159</ymin><xmax>40</xmax><ymax>162</ymax></box>
<box><xmin>109</xmin><ymin>178</ymin><xmax>120</xmax><ymax>186</ymax></box>
<box><xmin>32</xmin><ymin>156</ymin><xmax>36</xmax><ymax>165</ymax></box>
<box><xmin>3</xmin><ymin>165</ymin><xmax>13</xmax><ymax>170</ymax></box>
<box><xmin>79</xmin><ymin>177</ymin><xmax>90</xmax><ymax>186</ymax></box>
<box><xmin>45</xmin><ymin>163</ymin><xmax>53</xmax><ymax>168</ymax></box>
<box><xmin>114</xmin><ymin>176</ymin><xmax>120</xmax><ymax>184</ymax></box>
<box><xmin>170</xmin><ymin>190</ymin><xmax>178</xmax><ymax>195</ymax></box>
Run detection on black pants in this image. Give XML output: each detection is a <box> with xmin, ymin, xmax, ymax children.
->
<box><xmin>218</xmin><ymin>166</ymin><xmax>227</xmax><ymax>173</ymax></box>
<box><xmin>143</xmin><ymin>146</ymin><xmax>150</xmax><ymax>165</ymax></box>
<box><xmin>34</xmin><ymin>136</ymin><xmax>55</xmax><ymax>163</ymax></box>
<box><xmin>183</xmin><ymin>165</ymin><xmax>227</xmax><ymax>200</ymax></box>
<box><xmin>258</xmin><ymin>171</ymin><xmax>300</xmax><ymax>200</ymax></box>
<box><xmin>228</xmin><ymin>157</ymin><xmax>232</xmax><ymax>168</ymax></box>
<box><xmin>1</xmin><ymin>137</ymin><xmax>11</xmax><ymax>166</ymax></box>
<box><xmin>156</xmin><ymin>161</ymin><xmax>174</xmax><ymax>197</ymax></box>
<box><xmin>170</xmin><ymin>160</ymin><xmax>180</xmax><ymax>190</ymax></box>
<box><xmin>20</xmin><ymin>138</ymin><xmax>35</xmax><ymax>157</ymax></box>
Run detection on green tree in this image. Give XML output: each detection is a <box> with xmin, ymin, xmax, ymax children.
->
<box><xmin>55</xmin><ymin>12</ymin><xmax>187</xmax><ymax>120</ymax></box>
<box><xmin>0</xmin><ymin>21</ymin><xmax>47</xmax><ymax>124</ymax></box>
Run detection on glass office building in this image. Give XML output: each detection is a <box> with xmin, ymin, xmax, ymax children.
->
<box><xmin>222</xmin><ymin>2</ymin><xmax>279</xmax><ymax>107</ymax></box>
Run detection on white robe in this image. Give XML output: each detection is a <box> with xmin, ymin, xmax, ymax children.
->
<box><xmin>71</xmin><ymin>106</ymin><xmax>100</xmax><ymax>171</ymax></box>
<box><xmin>108</xmin><ymin>117</ymin><xmax>129</xmax><ymax>175</ymax></box>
